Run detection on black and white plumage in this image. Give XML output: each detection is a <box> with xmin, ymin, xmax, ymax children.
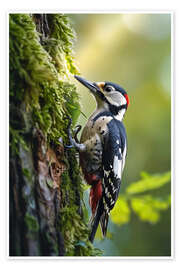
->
<box><xmin>68</xmin><ymin>75</ymin><xmax>129</xmax><ymax>242</ymax></box>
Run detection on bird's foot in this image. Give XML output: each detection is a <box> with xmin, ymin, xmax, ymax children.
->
<box><xmin>65</xmin><ymin>116</ymin><xmax>85</xmax><ymax>152</ymax></box>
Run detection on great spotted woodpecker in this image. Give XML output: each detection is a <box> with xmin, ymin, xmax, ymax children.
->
<box><xmin>68</xmin><ymin>75</ymin><xmax>129</xmax><ymax>242</ymax></box>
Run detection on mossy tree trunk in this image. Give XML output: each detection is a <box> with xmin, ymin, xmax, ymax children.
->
<box><xmin>9</xmin><ymin>14</ymin><xmax>100</xmax><ymax>256</ymax></box>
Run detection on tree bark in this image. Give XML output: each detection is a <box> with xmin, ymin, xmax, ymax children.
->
<box><xmin>9</xmin><ymin>13</ymin><xmax>100</xmax><ymax>257</ymax></box>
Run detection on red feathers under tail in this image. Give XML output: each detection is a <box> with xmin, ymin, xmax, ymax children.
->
<box><xmin>89</xmin><ymin>180</ymin><xmax>102</xmax><ymax>215</ymax></box>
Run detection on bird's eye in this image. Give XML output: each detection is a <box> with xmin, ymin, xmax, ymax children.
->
<box><xmin>105</xmin><ymin>86</ymin><xmax>113</xmax><ymax>92</ymax></box>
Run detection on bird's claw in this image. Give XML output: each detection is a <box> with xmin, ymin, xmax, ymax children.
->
<box><xmin>73</xmin><ymin>125</ymin><xmax>82</xmax><ymax>143</ymax></box>
<box><xmin>65</xmin><ymin>116</ymin><xmax>85</xmax><ymax>152</ymax></box>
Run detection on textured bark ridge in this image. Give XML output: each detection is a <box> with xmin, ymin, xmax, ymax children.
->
<box><xmin>10</xmin><ymin>105</ymin><xmax>66</xmax><ymax>256</ymax></box>
<box><xmin>9</xmin><ymin>14</ymin><xmax>101</xmax><ymax>256</ymax></box>
<box><xmin>33</xmin><ymin>128</ymin><xmax>66</xmax><ymax>255</ymax></box>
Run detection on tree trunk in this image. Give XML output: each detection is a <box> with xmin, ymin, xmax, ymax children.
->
<box><xmin>9</xmin><ymin>13</ymin><xmax>101</xmax><ymax>257</ymax></box>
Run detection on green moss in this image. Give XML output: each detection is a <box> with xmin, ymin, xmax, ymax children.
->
<box><xmin>9</xmin><ymin>13</ymin><xmax>102</xmax><ymax>256</ymax></box>
<box><xmin>9</xmin><ymin>126</ymin><xmax>29</xmax><ymax>155</ymax></box>
<box><xmin>24</xmin><ymin>213</ymin><xmax>39</xmax><ymax>232</ymax></box>
<box><xmin>22</xmin><ymin>168</ymin><xmax>31</xmax><ymax>182</ymax></box>
<box><xmin>45</xmin><ymin>14</ymin><xmax>79</xmax><ymax>77</ymax></box>
<box><xmin>58</xmin><ymin>204</ymin><xmax>102</xmax><ymax>256</ymax></box>
<box><xmin>59</xmin><ymin>150</ymin><xmax>102</xmax><ymax>256</ymax></box>
<box><xmin>10</xmin><ymin>14</ymin><xmax>80</xmax><ymax>148</ymax></box>
<box><xmin>9</xmin><ymin>14</ymin><xmax>57</xmax><ymax>104</ymax></box>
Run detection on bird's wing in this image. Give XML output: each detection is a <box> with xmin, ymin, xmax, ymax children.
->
<box><xmin>100</xmin><ymin>119</ymin><xmax>127</xmax><ymax>235</ymax></box>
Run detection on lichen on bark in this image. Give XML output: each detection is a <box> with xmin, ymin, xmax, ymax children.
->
<box><xmin>9</xmin><ymin>13</ymin><xmax>101</xmax><ymax>256</ymax></box>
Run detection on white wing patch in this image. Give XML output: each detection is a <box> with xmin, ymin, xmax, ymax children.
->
<box><xmin>113</xmin><ymin>155</ymin><xmax>122</xmax><ymax>179</ymax></box>
<box><xmin>122</xmin><ymin>142</ymin><xmax>127</xmax><ymax>171</ymax></box>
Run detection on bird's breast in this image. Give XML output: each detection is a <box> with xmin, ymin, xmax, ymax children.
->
<box><xmin>79</xmin><ymin>112</ymin><xmax>113</xmax><ymax>177</ymax></box>
<box><xmin>80</xmin><ymin>113</ymin><xmax>113</xmax><ymax>143</ymax></box>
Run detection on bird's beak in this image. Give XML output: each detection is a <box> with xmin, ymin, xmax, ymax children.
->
<box><xmin>74</xmin><ymin>75</ymin><xmax>100</xmax><ymax>96</ymax></box>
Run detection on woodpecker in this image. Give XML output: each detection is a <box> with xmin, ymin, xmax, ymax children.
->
<box><xmin>68</xmin><ymin>75</ymin><xmax>129</xmax><ymax>242</ymax></box>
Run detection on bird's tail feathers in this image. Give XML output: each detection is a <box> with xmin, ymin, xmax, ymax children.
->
<box><xmin>89</xmin><ymin>200</ymin><xmax>103</xmax><ymax>243</ymax></box>
<box><xmin>100</xmin><ymin>211</ymin><xmax>109</xmax><ymax>237</ymax></box>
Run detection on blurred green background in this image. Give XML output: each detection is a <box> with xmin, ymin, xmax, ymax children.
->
<box><xmin>68</xmin><ymin>13</ymin><xmax>171</xmax><ymax>256</ymax></box>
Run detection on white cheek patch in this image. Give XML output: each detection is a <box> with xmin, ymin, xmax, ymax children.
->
<box><xmin>106</xmin><ymin>96</ymin><xmax>119</xmax><ymax>106</ymax></box>
<box><xmin>106</xmin><ymin>92</ymin><xmax>127</xmax><ymax>107</ymax></box>
<box><xmin>118</xmin><ymin>94</ymin><xmax>127</xmax><ymax>106</ymax></box>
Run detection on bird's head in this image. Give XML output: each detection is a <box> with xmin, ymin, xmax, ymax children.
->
<box><xmin>74</xmin><ymin>75</ymin><xmax>129</xmax><ymax>120</ymax></box>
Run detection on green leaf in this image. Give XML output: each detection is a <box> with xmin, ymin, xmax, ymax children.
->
<box><xmin>152</xmin><ymin>196</ymin><xmax>171</xmax><ymax>210</ymax></box>
<box><xmin>131</xmin><ymin>197</ymin><xmax>159</xmax><ymax>223</ymax></box>
<box><xmin>130</xmin><ymin>195</ymin><xmax>171</xmax><ymax>224</ymax></box>
<box><xmin>110</xmin><ymin>196</ymin><xmax>130</xmax><ymax>225</ymax></box>
<box><xmin>126</xmin><ymin>171</ymin><xmax>171</xmax><ymax>194</ymax></box>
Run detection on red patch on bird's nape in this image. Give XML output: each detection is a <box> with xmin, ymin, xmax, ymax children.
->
<box><xmin>124</xmin><ymin>94</ymin><xmax>130</xmax><ymax>107</ymax></box>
